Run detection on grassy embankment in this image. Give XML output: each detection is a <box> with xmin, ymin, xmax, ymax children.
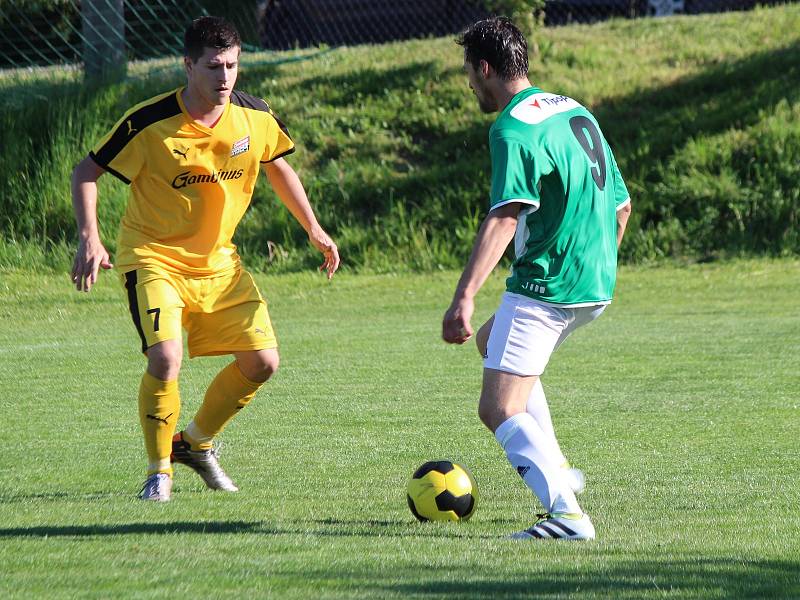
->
<box><xmin>1</xmin><ymin>5</ymin><xmax>799</xmax><ymax>272</ymax></box>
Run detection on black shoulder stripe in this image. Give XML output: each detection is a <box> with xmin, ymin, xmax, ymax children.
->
<box><xmin>231</xmin><ymin>89</ymin><xmax>293</xmax><ymax>141</ymax></box>
<box><xmin>89</xmin><ymin>152</ymin><xmax>131</xmax><ymax>184</ymax></box>
<box><xmin>260</xmin><ymin>147</ymin><xmax>296</xmax><ymax>164</ymax></box>
<box><xmin>230</xmin><ymin>89</ymin><xmax>271</xmax><ymax>112</ymax></box>
<box><xmin>272</xmin><ymin>112</ymin><xmax>293</xmax><ymax>142</ymax></box>
<box><xmin>93</xmin><ymin>92</ymin><xmax>182</xmax><ymax>171</ymax></box>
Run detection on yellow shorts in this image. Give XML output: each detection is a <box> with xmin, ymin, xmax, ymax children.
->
<box><xmin>121</xmin><ymin>266</ymin><xmax>277</xmax><ymax>358</ymax></box>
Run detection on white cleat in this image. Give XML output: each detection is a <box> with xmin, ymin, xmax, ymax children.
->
<box><xmin>139</xmin><ymin>473</ymin><xmax>172</xmax><ymax>502</ymax></box>
<box><xmin>171</xmin><ymin>432</ymin><xmax>239</xmax><ymax>492</ymax></box>
<box><xmin>509</xmin><ymin>512</ymin><xmax>596</xmax><ymax>541</ymax></box>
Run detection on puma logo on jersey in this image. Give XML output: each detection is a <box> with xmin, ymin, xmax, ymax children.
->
<box><xmin>172</xmin><ymin>148</ymin><xmax>188</xmax><ymax>159</ymax></box>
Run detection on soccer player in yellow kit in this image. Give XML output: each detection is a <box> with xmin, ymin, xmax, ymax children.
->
<box><xmin>70</xmin><ymin>16</ymin><xmax>340</xmax><ymax>501</ymax></box>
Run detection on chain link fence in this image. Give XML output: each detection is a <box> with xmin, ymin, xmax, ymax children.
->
<box><xmin>544</xmin><ymin>0</ymin><xmax>778</xmax><ymax>25</ymax></box>
<box><xmin>0</xmin><ymin>0</ymin><xmax>264</xmax><ymax>70</ymax></box>
<box><xmin>258</xmin><ymin>0</ymin><xmax>792</xmax><ymax>44</ymax></box>
<box><xmin>0</xmin><ymin>1</ymin><xmax>194</xmax><ymax>69</ymax></box>
<box><xmin>1</xmin><ymin>0</ymin><xmax>795</xmax><ymax>70</ymax></box>
<box><xmin>259</xmin><ymin>0</ymin><xmax>488</xmax><ymax>49</ymax></box>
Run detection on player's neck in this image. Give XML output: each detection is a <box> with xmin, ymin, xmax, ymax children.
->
<box><xmin>181</xmin><ymin>87</ymin><xmax>227</xmax><ymax>127</ymax></box>
<box><xmin>495</xmin><ymin>78</ymin><xmax>533</xmax><ymax>112</ymax></box>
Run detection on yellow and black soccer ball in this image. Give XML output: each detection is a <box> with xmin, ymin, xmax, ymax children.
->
<box><xmin>406</xmin><ymin>460</ymin><xmax>478</xmax><ymax>522</ymax></box>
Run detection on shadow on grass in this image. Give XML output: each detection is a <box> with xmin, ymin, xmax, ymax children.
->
<box><xmin>0</xmin><ymin>521</ymin><xmax>267</xmax><ymax>537</ymax></box>
<box><xmin>298</xmin><ymin>61</ymin><xmax>442</xmax><ymax>107</ymax></box>
<box><xmin>285</xmin><ymin>558</ymin><xmax>800</xmax><ymax>598</ymax></box>
<box><xmin>0</xmin><ymin>518</ymin><xmax>500</xmax><ymax>540</ymax></box>
<box><xmin>594</xmin><ymin>41</ymin><xmax>800</xmax><ymax>168</ymax></box>
<box><xmin>3</xmin><ymin>518</ymin><xmax>797</xmax><ymax>597</ymax></box>
<box><xmin>0</xmin><ymin>491</ymin><xmax>122</xmax><ymax>504</ymax></box>
<box><xmin>301</xmin><ymin>517</ymin><xmax>517</xmax><ymax>540</ymax></box>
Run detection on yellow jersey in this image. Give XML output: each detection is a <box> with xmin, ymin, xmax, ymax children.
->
<box><xmin>90</xmin><ymin>87</ymin><xmax>295</xmax><ymax>276</ymax></box>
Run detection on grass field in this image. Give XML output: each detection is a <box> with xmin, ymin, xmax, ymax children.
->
<box><xmin>0</xmin><ymin>260</ymin><xmax>798</xmax><ymax>598</ymax></box>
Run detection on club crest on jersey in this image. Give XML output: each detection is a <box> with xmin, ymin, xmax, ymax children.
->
<box><xmin>231</xmin><ymin>136</ymin><xmax>250</xmax><ymax>157</ymax></box>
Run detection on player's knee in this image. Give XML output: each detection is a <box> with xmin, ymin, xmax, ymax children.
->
<box><xmin>238</xmin><ymin>350</ymin><xmax>279</xmax><ymax>383</ymax></box>
<box><xmin>146</xmin><ymin>341</ymin><xmax>182</xmax><ymax>380</ymax></box>
<box><xmin>477</xmin><ymin>401</ymin><xmax>497</xmax><ymax>432</ymax></box>
<box><xmin>258</xmin><ymin>353</ymin><xmax>279</xmax><ymax>381</ymax></box>
<box><xmin>478</xmin><ymin>398</ymin><xmax>520</xmax><ymax>433</ymax></box>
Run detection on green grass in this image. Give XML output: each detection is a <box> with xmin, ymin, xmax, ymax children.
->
<box><xmin>1</xmin><ymin>259</ymin><xmax>798</xmax><ymax>598</ymax></box>
<box><xmin>2</xmin><ymin>5</ymin><xmax>800</xmax><ymax>270</ymax></box>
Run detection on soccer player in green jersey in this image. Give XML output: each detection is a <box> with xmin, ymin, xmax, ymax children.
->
<box><xmin>442</xmin><ymin>17</ymin><xmax>632</xmax><ymax>540</ymax></box>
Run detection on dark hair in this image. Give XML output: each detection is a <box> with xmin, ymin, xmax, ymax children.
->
<box><xmin>456</xmin><ymin>17</ymin><xmax>528</xmax><ymax>81</ymax></box>
<box><xmin>184</xmin><ymin>16</ymin><xmax>241</xmax><ymax>62</ymax></box>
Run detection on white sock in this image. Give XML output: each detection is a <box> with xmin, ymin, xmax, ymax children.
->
<box><xmin>495</xmin><ymin>412</ymin><xmax>581</xmax><ymax>515</ymax></box>
<box><xmin>184</xmin><ymin>421</ymin><xmax>213</xmax><ymax>449</ymax></box>
<box><xmin>526</xmin><ymin>379</ymin><xmax>568</xmax><ymax>467</ymax></box>
<box><xmin>147</xmin><ymin>459</ymin><xmax>171</xmax><ymax>474</ymax></box>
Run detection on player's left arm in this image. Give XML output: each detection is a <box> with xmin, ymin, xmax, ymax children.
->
<box><xmin>616</xmin><ymin>200</ymin><xmax>632</xmax><ymax>248</ymax></box>
<box><xmin>608</xmin><ymin>146</ymin><xmax>632</xmax><ymax>249</ymax></box>
<box><xmin>262</xmin><ymin>157</ymin><xmax>340</xmax><ymax>279</ymax></box>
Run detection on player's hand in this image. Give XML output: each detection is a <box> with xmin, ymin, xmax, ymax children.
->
<box><xmin>442</xmin><ymin>296</ymin><xmax>474</xmax><ymax>345</ymax></box>
<box><xmin>308</xmin><ymin>226</ymin><xmax>340</xmax><ymax>280</ymax></box>
<box><xmin>71</xmin><ymin>237</ymin><xmax>113</xmax><ymax>292</ymax></box>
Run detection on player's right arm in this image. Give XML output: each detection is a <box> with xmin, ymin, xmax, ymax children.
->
<box><xmin>442</xmin><ymin>129</ymin><xmax>542</xmax><ymax>344</ymax></box>
<box><xmin>442</xmin><ymin>202</ymin><xmax>520</xmax><ymax>345</ymax></box>
<box><xmin>71</xmin><ymin>156</ymin><xmax>113</xmax><ymax>292</ymax></box>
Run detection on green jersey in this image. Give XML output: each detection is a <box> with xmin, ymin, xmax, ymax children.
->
<box><xmin>489</xmin><ymin>87</ymin><xmax>630</xmax><ymax>306</ymax></box>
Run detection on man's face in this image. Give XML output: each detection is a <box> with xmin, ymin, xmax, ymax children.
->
<box><xmin>464</xmin><ymin>59</ymin><xmax>498</xmax><ymax>114</ymax></box>
<box><xmin>185</xmin><ymin>45</ymin><xmax>240</xmax><ymax>107</ymax></box>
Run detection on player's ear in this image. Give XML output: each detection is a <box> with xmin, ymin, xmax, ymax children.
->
<box><xmin>183</xmin><ymin>55</ymin><xmax>193</xmax><ymax>74</ymax></box>
<box><xmin>478</xmin><ymin>59</ymin><xmax>492</xmax><ymax>79</ymax></box>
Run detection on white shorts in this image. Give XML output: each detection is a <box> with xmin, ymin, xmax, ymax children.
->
<box><xmin>484</xmin><ymin>292</ymin><xmax>607</xmax><ymax>377</ymax></box>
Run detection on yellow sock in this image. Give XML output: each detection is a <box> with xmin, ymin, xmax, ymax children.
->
<box><xmin>138</xmin><ymin>372</ymin><xmax>180</xmax><ymax>475</ymax></box>
<box><xmin>185</xmin><ymin>362</ymin><xmax>262</xmax><ymax>451</ymax></box>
